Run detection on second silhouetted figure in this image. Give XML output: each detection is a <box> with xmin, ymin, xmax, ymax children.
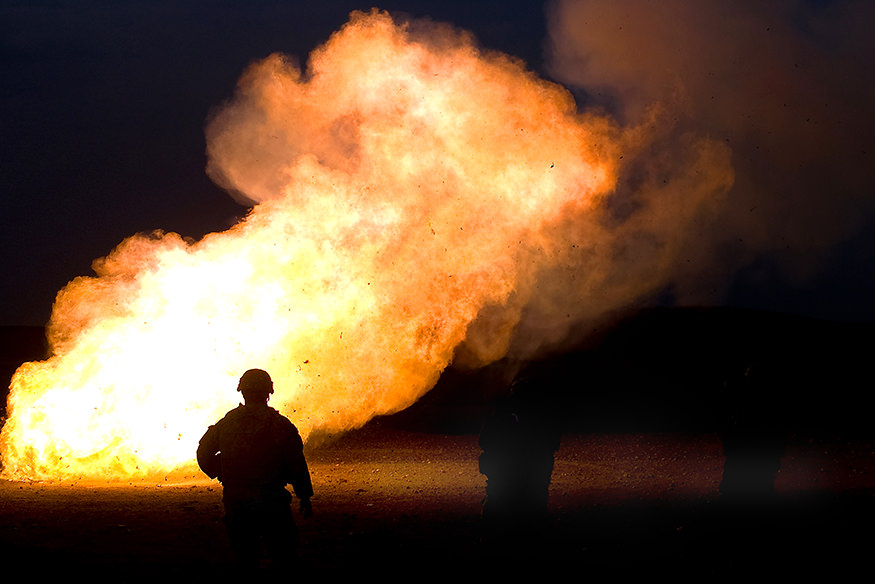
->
<box><xmin>478</xmin><ymin>375</ymin><xmax>560</xmax><ymax>554</ymax></box>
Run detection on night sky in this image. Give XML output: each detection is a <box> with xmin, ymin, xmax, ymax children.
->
<box><xmin>2</xmin><ymin>0</ymin><xmax>874</xmax><ymax>328</ymax></box>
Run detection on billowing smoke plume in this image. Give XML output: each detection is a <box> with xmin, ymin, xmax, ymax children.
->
<box><xmin>204</xmin><ymin>9</ymin><xmax>736</xmax><ymax>363</ymax></box>
<box><xmin>4</xmin><ymin>9</ymin><xmax>671</xmax><ymax>480</ymax></box>
<box><xmin>546</xmin><ymin>0</ymin><xmax>875</xmax><ymax>311</ymax></box>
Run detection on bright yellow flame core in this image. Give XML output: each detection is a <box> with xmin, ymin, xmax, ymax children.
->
<box><xmin>0</xmin><ymin>10</ymin><xmax>619</xmax><ymax>481</ymax></box>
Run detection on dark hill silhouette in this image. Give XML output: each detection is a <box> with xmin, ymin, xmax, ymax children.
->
<box><xmin>394</xmin><ymin>306</ymin><xmax>874</xmax><ymax>438</ymax></box>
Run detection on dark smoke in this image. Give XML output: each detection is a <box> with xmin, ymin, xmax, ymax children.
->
<box><xmin>544</xmin><ymin>0</ymin><xmax>875</xmax><ymax>321</ymax></box>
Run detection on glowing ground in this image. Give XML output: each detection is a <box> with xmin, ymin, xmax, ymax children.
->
<box><xmin>0</xmin><ymin>423</ymin><xmax>871</xmax><ymax>580</ymax></box>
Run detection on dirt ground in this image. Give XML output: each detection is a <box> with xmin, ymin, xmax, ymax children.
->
<box><xmin>1</xmin><ymin>422</ymin><xmax>872</xmax><ymax>581</ymax></box>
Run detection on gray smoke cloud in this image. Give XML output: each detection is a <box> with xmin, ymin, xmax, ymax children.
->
<box><xmin>542</xmin><ymin>0</ymin><xmax>875</xmax><ymax>322</ymax></box>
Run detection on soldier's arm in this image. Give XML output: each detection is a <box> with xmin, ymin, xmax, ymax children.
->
<box><xmin>283</xmin><ymin>423</ymin><xmax>314</xmax><ymax>502</ymax></box>
<box><xmin>196</xmin><ymin>425</ymin><xmax>222</xmax><ymax>480</ymax></box>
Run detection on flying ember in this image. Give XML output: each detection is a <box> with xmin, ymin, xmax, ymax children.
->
<box><xmin>0</xmin><ymin>10</ymin><xmax>621</xmax><ymax>481</ymax></box>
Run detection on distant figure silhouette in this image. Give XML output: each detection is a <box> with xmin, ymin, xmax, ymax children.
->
<box><xmin>478</xmin><ymin>376</ymin><xmax>560</xmax><ymax>552</ymax></box>
<box><xmin>197</xmin><ymin>369</ymin><xmax>313</xmax><ymax>571</ymax></box>
<box><xmin>718</xmin><ymin>361</ymin><xmax>786</xmax><ymax>504</ymax></box>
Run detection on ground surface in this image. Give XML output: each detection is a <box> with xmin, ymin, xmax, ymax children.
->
<box><xmin>1</xmin><ymin>422</ymin><xmax>872</xmax><ymax>581</ymax></box>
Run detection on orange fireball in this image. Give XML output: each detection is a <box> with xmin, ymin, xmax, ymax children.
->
<box><xmin>0</xmin><ymin>10</ymin><xmax>620</xmax><ymax>481</ymax></box>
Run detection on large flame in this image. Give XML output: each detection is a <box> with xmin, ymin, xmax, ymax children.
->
<box><xmin>1</xmin><ymin>10</ymin><xmax>646</xmax><ymax>481</ymax></box>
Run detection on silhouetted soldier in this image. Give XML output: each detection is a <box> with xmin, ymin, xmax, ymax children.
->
<box><xmin>478</xmin><ymin>376</ymin><xmax>560</xmax><ymax>554</ymax></box>
<box><xmin>197</xmin><ymin>369</ymin><xmax>313</xmax><ymax>571</ymax></box>
<box><xmin>718</xmin><ymin>361</ymin><xmax>786</xmax><ymax>504</ymax></box>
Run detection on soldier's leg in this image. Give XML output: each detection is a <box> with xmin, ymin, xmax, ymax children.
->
<box><xmin>224</xmin><ymin>501</ymin><xmax>261</xmax><ymax>570</ymax></box>
<box><xmin>262</xmin><ymin>501</ymin><xmax>299</xmax><ymax>567</ymax></box>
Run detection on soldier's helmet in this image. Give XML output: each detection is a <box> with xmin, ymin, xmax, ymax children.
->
<box><xmin>237</xmin><ymin>368</ymin><xmax>274</xmax><ymax>399</ymax></box>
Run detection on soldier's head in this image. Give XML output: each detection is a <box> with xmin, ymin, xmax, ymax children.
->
<box><xmin>237</xmin><ymin>368</ymin><xmax>274</xmax><ymax>404</ymax></box>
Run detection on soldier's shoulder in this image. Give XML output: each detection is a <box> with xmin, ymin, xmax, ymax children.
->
<box><xmin>268</xmin><ymin>408</ymin><xmax>302</xmax><ymax>434</ymax></box>
<box><xmin>268</xmin><ymin>407</ymin><xmax>295</xmax><ymax>425</ymax></box>
<box><xmin>214</xmin><ymin>404</ymin><xmax>246</xmax><ymax>425</ymax></box>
